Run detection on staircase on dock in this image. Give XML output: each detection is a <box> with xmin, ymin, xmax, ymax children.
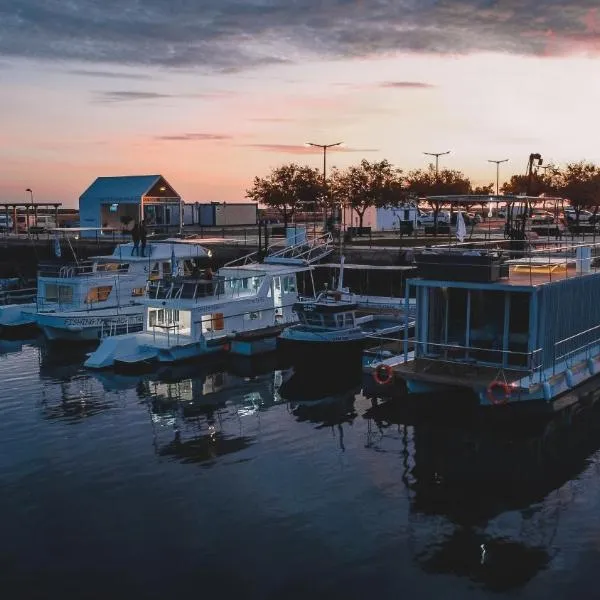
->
<box><xmin>224</xmin><ymin>232</ymin><xmax>334</xmax><ymax>267</ymax></box>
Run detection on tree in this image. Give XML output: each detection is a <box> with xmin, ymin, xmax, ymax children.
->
<box><xmin>554</xmin><ymin>161</ymin><xmax>600</xmax><ymax>228</ymax></box>
<box><xmin>246</xmin><ymin>164</ymin><xmax>323</xmax><ymax>227</ymax></box>
<box><xmin>404</xmin><ymin>165</ymin><xmax>472</xmax><ymax>232</ymax></box>
<box><xmin>330</xmin><ymin>159</ymin><xmax>403</xmax><ymax>232</ymax></box>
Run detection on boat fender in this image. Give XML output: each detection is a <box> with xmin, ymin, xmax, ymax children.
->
<box><xmin>486</xmin><ymin>380</ymin><xmax>511</xmax><ymax>405</ymax></box>
<box><xmin>588</xmin><ymin>359</ymin><xmax>596</xmax><ymax>375</ymax></box>
<box><xmin>565</xmin><ymin>369</ymin><xmax>574</xmax><ymax>388</ymax></box>
<box><xmin>373</xmin><ymin>363</ymin><xmax>394</xmax><ymax>386</ymax></box>
<box><xmin>542</xmin><ymin>382</ymin><xmax>552</xmax><ymax>402</ymax></box>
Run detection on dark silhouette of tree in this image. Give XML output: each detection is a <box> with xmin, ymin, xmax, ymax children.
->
<box><xmin>404</xmin><ymin>165</ymin><xmax>472</xmax><ymax>234</ymax></box>
<box><xmin>554</xmin><ymin>161</ymin><xmax>600</xmax><ymax>228</ymax></box>
<box><xmin>330</xmin><ymin>159</ymin><xmax>403</xmax><ymax>232</ymax></box>
<box><xmin>246</xmin><ymin>164</ymin><xmax>323</xmax><ymax>227</ymax></box>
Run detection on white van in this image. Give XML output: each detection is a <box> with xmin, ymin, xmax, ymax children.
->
<box><xmin>29</xmin><ymin>215</ymin><xmax>57</xmax><ymax>233</ymax></box>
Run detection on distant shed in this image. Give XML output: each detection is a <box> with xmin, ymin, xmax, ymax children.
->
<box><xmin>183</xmin><ymin>202</ymin><xmax>258</xmax><ymax>226</ymax></box>
<box><xmin>79</xmin><ymin>174</ymin><xmax>182</xmax><ymax>237</ymax></box>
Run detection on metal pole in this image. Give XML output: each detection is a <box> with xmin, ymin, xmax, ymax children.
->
<box><xmin>487</xmin><ymin>159</ymin><xmax>509</xmax><ymax>195</ymax></box>
<box><xmin>423</xmin><ymin>151</ymin><xmax>450</xmax><ymax>178</ymax></box>
<box><xmin>306</xmin><ymin>142</ymin><xmax>343</xmax><ymax>233</ymax></box>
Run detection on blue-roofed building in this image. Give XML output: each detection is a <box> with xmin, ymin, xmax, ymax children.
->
<box><xmin>79</xmin><ymin>174</ymin><xmax>181</xmax><ymax>237</ymax></box>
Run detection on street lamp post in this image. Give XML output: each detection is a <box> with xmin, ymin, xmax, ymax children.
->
<box><xmin>307</xmin><ymin>142</ymin><xmax>342</xmax><ymax>231</ymax></box>
<box><xmin>487</xmin><ymin>159</ymin><xmax>509</xmax><ymax>195</ymax></box>
<box><xmin>25</xmin><ymin>188</ymin><xmax>33</xmax><ymax>205</ymax></box>
<box><xmin>423</xmin><ymin>151</ymin><xmax>450</xmax><ymax>178</ymax></box>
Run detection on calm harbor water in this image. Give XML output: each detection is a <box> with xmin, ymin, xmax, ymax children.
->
<box><xmin>1</xmin><ymin>336</ymin><xmax>600</xmax><ymax>599</ymax></box>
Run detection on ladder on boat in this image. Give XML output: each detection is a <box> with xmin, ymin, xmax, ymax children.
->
<box><xmin>224</xmin><ymin>232</ymin><xmax>334</xmax><ymax>267</ymax></box>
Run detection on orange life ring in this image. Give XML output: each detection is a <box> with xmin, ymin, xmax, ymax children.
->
<box><xmin>373</xmin><ymin>363</ymin><xmax>394</xmax><ymax>386</ymax></box>
<box><xmin>486</xmin><ymin>380</ymin><xmax>511</xmax><ymax>405</ymax></box>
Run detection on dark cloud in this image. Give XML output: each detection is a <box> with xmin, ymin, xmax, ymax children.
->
<box><xmin>155</xmin><ymin>133</ymin><xmax>232</xmax><ymax>141</ymax></box>
<box><xmin>0</xmin><ymin>1</ymin><xmax>598</xmax><ymax>71</ymax></box>
<box><xmin>379</xmin><ymin>81</ymin><xmax>435</xmax><ymax>89</ymax></box>
<box><xmin>243</xmin><ymin>143</ymin><xmax>378</xmax><ymax>154</ymax></box>
<box><xmin>69</xmin><ymin>69</ymin><xmax>154</xmax><ymax>80</ymax></box>
<box><xmin>93</xmin><ymin>90</ymin><xmax>232</xmax><ymax>103</ymax></box>
<box><xmin>94</xmin><ymin>91</ymin><xmax>172</xmax><ymax>103</ymax></box>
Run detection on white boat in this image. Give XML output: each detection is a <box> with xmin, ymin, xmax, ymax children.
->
<box><xmin>34</xmin><ymin>239</ymin><xmax>211</xmax><ymax>342</ymax></box>
<box><xmin>0</xmin><ymin>277</ymin><xmax>38</xmax><ymax>330</ymax></box>
<box><xmin>84</xmin><ymin>233</ymin><xmax>334</xmax><ymax>369</ymax></box>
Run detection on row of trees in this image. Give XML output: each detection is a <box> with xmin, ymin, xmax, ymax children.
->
<box><xmin>246</xmin><ymin>159</ymin><xmax>600</xmax><ymax>229</ymax></box>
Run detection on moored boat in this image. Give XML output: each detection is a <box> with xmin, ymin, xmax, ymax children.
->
<box><xmin>34</xmin><ymin>239</ymin><xmax>211</xmax><ymax>341</ymax></box>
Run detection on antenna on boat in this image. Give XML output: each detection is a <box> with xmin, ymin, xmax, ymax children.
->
<box><xmin>337</xmin><ymin>197</ymin><xmax>345</xmax><ymax>291</ymax></box>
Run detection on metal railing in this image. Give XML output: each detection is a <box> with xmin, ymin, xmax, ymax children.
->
<box><xmin>38</xmin><ymin>261</ymin><xmax>130</xmax><ymax>279</ymax></box>
<box><xmin>0</xmin><ymin>286</ymin><xmax>37</xmax><ymax>305</ymax></box>
<box><xmin>553</xmin><ymin>323</ymin><xmax>600</xmax><ymax>373</ymax></box>
<box><xmin>101</xmin><ymin>317</ymin><xmax>143</xmax><ymax>338</ymax></box>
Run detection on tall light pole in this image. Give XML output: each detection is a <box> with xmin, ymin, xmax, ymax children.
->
<box><xmin>423</xmin><ymin>151</ymin><xmax>450</xmax><ymax>178</ymax></box>
<box><xmin>25</xmin><ymin>188</ymin><xmax>33</xmax><ymax>205</ymax></box>
<box><xmin>307</xmin><ymin>142</ymin><xmax>343</xmax><ymax>230</ymax></box>
<box><xmin>487</xmin><ymin>159</ymin><xmax>509</xmax><ymax>195</ymax></box>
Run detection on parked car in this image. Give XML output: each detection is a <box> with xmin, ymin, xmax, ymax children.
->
<box><xmin>0</xmin><ymin>214</ymin><xmax>13</xmax><ymax>231</ymax></box>
<box><xmin>530</xmin><ymin>210</ymin><xmax>555</xmax><ymax>224</ymax></box>
<box><xmin>564</xmin><ymin>209</ymin><xmax>593</xmax><ymax>223</ymax></box>
<box><xmin>417</xmin><ymin>210</ymin><xmax>450</xmax><ymax>226</ymax></box>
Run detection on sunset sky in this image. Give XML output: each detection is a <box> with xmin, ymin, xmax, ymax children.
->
<box><xmin>1</xmin><ymin>1</ymin><xmax>600</xmax><ymax>207</ymax></box>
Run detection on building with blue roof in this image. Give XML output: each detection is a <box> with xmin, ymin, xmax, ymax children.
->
<box><xmin>79</xmin><ymin>175</ymin><xmax>181</xmax><ymax>237</ymax></box>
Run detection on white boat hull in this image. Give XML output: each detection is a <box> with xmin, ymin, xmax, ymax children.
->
<box><xmin>36</xmin><ymin>307</ymin><xmax>144</xmax><ymax>342</ymax></box>
<box><xmin>0</xmin><ymin>303</ymin><xmax>37</xmax><ymax>328</ymax></box>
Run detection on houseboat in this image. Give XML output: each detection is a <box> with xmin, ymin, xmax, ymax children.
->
<box><xmin>34</xmin><ymin>240</ymin><xmax>211</xmax><ymax>341</ymax></box>
<box><xmin>84</xmin><ymin>233</ymin><xmax>334</xmax><ymax>370</ymax></box>
<box><xmin>377</xmin><ymin>238</ymin><xmax>600</xmax><ymax>411</ymax></box>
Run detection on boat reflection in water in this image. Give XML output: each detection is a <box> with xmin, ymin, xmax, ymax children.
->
<box><xmin>94</xmin><ymin>353</ymin><xmax>293</xmax><ymax>466</ymax></box>
<box><xmin>279</xmin><ymin>367</ymin><xmax>362</xmax><ymax>451</ymax></box>
<box><xmin>37</xmin><ymin>338</ymin><xmax>119</xmax><ymax>422</ymax></box>
<box><xmin>363</xmin><ymin>391</ymin><xmax>600</xmax><ymax>592</ymax></box>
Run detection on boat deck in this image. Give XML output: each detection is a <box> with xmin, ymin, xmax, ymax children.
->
<box><xmin>394</xmin><ymin>357</ymin><xmax>527</xmax><ymax>388</ymax></box>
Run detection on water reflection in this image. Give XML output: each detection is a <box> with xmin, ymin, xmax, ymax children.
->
<box><xmin>88</xmin><ymin>355</ymin><xmax>293</xmax><ymax>466</ymax></box>
<box><xmin>363</xmin><ymin>396</ymin><xmax>600</xmax><ymax>592</ymax></box>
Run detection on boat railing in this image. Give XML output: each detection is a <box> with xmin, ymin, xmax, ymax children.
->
<box><xmin>409</xmin><ymin>340</ymin><xmax>544</xmax><ymax>376</ymax></box>
<box><xmin>553</xmin><ymin>323</ymin><xmax>600</xmax><ymax>373</ymax></box>
<box><xmin>146</xmin><ymin>276</ymin><xmax>227</xmax><ymax>300</ymax></box>
<box><xmin>38</xmin><ymin>261</ymin><xmax>129</xmax><ymax>279</ymax></box>
<box><xmin>0</xmin><ymin>286</ymin><xmax>37</xmax><ymax>305</ymax></box>
<box><xmin>101</xmin><ymin>316</ymin><xmax>142</xmax><ymax>338</ymax></box>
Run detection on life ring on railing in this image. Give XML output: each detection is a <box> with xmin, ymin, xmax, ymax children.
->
<box><xmin>486</xmin><ymin>380</ymin><xmax>511</xmax><ymax>405</ymax></box>
<box><xmin>373</xmin><ymin>363</ymin><xmax>394</xmax><ymax>386</ymax></box>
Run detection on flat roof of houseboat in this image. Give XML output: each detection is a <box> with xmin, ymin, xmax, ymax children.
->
<box><xmin>410</xmin><ymin>242</ymin><xmax>599</xmax><ymax>290</ymax></box>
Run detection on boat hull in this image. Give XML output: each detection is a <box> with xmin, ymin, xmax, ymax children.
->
<box><xmin>36</xmin><ymin>308</ymin><xmax>144</xmax><ymax>342</ymax></box>
<box><xmin>0</xmin><ymin>303</ymin><xmax>37</xmax><ymax>328</ymax></box>
<box><xmin>277</xmin><ymin>335</ymin><xmax>365</xmax><ymax>371</ymax></box>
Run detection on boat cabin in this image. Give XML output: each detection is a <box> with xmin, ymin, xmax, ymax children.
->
<box><xmin>36</xmin><ymin>241</ymin><xmax>210</xmax><ymax>311</ymax></box>
<box><xmin>293</xmin><ymin>296</ymin><xmax>359</xmax><ymax>330</ymax></box>
<box><xmin>141</xmin><ymin>262</ymin><xmax>309</xmax><ymax>343</ymax></box>
<box><xmin>405</xmin><ymin>243</ymin><xmax>600</xmax><ymax>386</ymax></box>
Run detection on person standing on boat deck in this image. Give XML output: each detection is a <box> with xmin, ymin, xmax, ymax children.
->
<box><xmin>139</xmin><ymin>220</ymin><xmax>148</xmax><ymax>257</ymax></box>
<box><xmin>130</xmin><ymin>221</ymin><xmax>140</xmax><ymax>256</ymax></box>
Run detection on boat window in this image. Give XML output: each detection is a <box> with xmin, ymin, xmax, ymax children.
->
<box><xmin>345</xmin><ymin>313</ymin><xmax>355</xmax><ymax>326</ymax></box>
<box><xmin>149</xmin><ymin>308</ymin><xmax>180</xmax><ymax>327</ymax></box>
<box><xmin>131</xmin><ymin>287</ymin><xmax>145</xmax><ymax>297</ymax></box>
<box><xmin>149</xmin><ymin>263</ymin><xmax>160</xmax><ymax>280</ymax></box>
<box><xmin>305</xmin><ymin>313</ymin><xmax>323</xmax><ymax>326</ymax></box>
<box><xmin>335</xmin><ymin>314</ymin><xmax>345</xmax><ymax>327</ymax></box>
<box><xmin>201</xmin><ymin>313</ymin><xmax>225</xmax><ymax>332</ymax></box>
<box><xmin>85</xmin><ymin>286</ymin><xmax>112</xmax><ymax>304</ymax></box>
<box><xmin>162</xmin><ymin>262</ymin><xmax>172</xmax><ymax>275</ymax></box>
<box><xmin>45</xmin><ymin>283</ymin><xmax>73</xmax><ymax>303</ymax></box>
<box><xmin>283</xmin><ymin>275</ymin><xmax>297</xmax><ymax>293</ymax></box>
<box><xmin>96</xmin><ymin>262</ymin><xmax>128</xmax><ymax>272</ymax></box>
<box><xmin>244</xmin><ymin>311</ymin><xmax>262</xmax><ymax>321</ymax></box>
<box><xmin>322</xmin><ymin>314</ymin><xmax>337</xmax><ymax>327</ymax></box>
